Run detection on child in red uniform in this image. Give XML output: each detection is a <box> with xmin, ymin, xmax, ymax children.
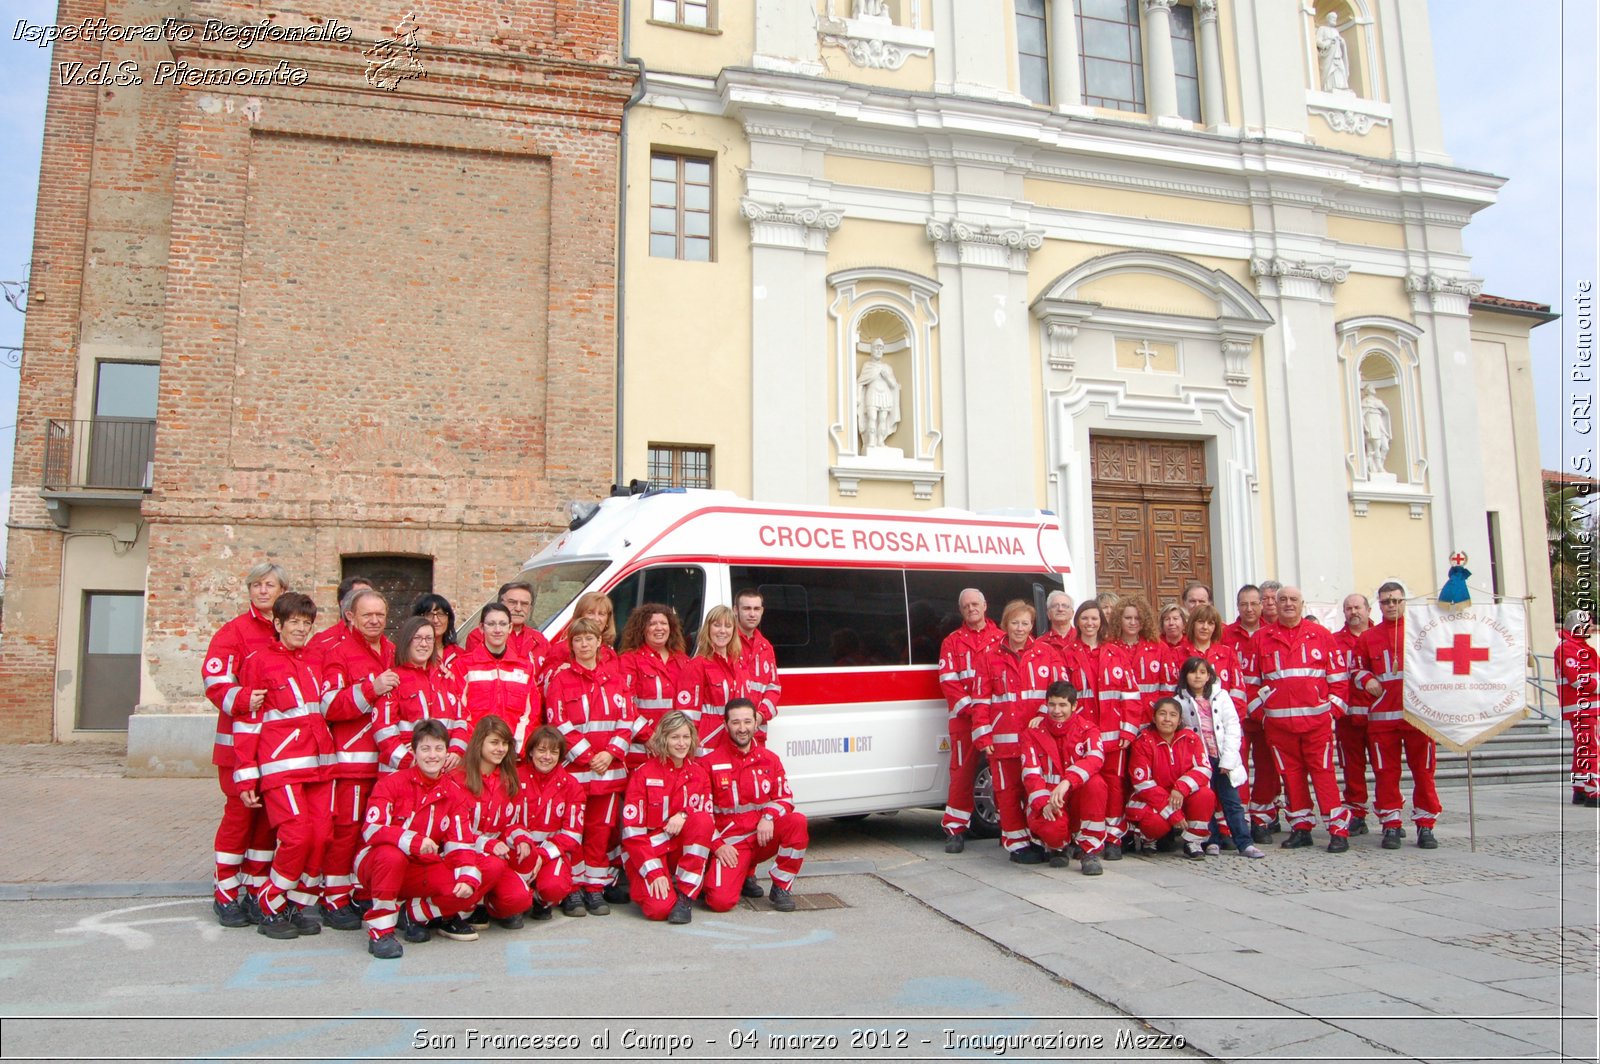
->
<box><xmin>1021</xmin><ymin>680</ymin><xmax>1108</xmax><ymax>875</ymax></box>
<box><xmin>455</xmin><ymin>715</ymin><xmax>534</xmax><ymax>933</ymax></box>
<box><xmin>516</xmin><ymin>725</ymin><xmax>587</xmax><ymax>919</ymax></box>
<box><xmin>620</xmin><ymin>710</ymin><xmax>714</xmax><ymax>925</ymax></box>
<box><xmin>1126</xmin><ymin>697</ymin><xmax>1217</xmax><ymax>859</ymax></box>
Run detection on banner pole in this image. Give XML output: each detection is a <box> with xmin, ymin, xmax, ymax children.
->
<box><xmin>1466</xmin><ymin>749</ymin><xmax>1477</xmax><ymax>852</ymax></box>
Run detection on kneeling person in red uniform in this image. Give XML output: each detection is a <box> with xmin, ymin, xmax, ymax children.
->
<box><xmin>1021</xmin><ymin>681</ymin><xmax>1109</xmax><ymax>875</ymax></box>
<box><xmin>1126</xmin><ymin>698</ymin><xmax>1217</xmax><ymax>859</ymax></box>
<box><xmin>517</xmin><ymin>726</ymin><xmax>587</xmax><ymax>919</ymax></box>
<box><xmin>233</xmin><ymin>592</ymin><xmax>335</xmax><ymax>940</ymax></box>
<box><xmin>620</xmin><ymin>710</ymin><xmax>714</xmax><ymax>925</ymax></box>
<box><xmin>356</xmin><ymin>720</ymin><xmax>486</xmax><ymax>960</ymax></box>
<box><xmin>456</xmin><ymin>715</ymin><xmax>534</xmax><ymax>934</ymax></box>
<box><xmin>702</xmin><ymin>699</ymin><xmax>809</xmax><ymax>913</ymax></box>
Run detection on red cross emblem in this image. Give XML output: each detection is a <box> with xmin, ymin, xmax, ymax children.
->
<box><xmin>1436</xmin><ymin>634</ymin><xmax>1490</xmax><ymax>676</ymax></box>
<box><xmin>1450</xmin><ymin>550</ymin><xmax>1468</xmax><ymax>566</ymax></box>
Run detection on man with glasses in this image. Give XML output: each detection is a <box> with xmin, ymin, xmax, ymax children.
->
<box><xmin>1331</xmin><ymin>592</ymin><xmax>1376</xmax><ymax>835</ymax></box>
<box><xmin>1352</xmin><ymin>582</ymin><xmax>1441</xmax><ymax>849</ymax></box>
<box><xmin>464</xmin><ymin>581</ymin><xmax>550</xmax><ymax>670</ymax></box>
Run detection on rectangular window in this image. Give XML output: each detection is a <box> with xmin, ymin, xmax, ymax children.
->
<box><xmin>1016</xmin><ymin>0</ymin><xmax>1051</xmax><ymax>105</ymax></box>
<box><xmin>647</xmin><ymin>444</ymin><xmax>713</xmax><ymax>489</ymax></box>
<box><xmin>652</xmin><ymin>0</ymin><xmax>710</xmax><ymax>28</ymax></box>
<box><xmin>729</xmin><ymin>566</ymin><xmax>911</xmax><ymax>669</ymax></box>
<box><xmin>89</xmin><ymin>361</ymin><xmax>159</xmax><ymax>489</ymax></box>
<box><xmin>649</xmin><ymin>152</ymin><xmax>714</xmax><ymax>261</ymax></box>
<box><xmin>605</xmin><ymin>565</ymin><xmax>708</xmax><ymax>648</ymax></box>
<box><xmin>1170</xmin><ymin>3</ymin><xmax>1201</xmax><ymax>122</ymax></box>
<box><xmin>1077</xmin><ymin>0</ymin><xmax>1145</xmax><ymax>113</ymax></box>
<box><xmin>903</xmin><ymin>570</ymin><xmax>1064</xmax><ymax>665</ymax></box>
<box><xmin>342</xmin><ymin>555</ymin><xmax>434</xmax><ymax>640</ymax></box>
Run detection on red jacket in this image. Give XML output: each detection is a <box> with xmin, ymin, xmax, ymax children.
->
<box><xmin>620</xmin><ymin>756</ymin><xmax>713</xmax><ymax>885</ymax></box>
<box><xmin>320</xmin><ymin>633</ymin><xmax>394</xmax><ymax>779</ymax></box>
<box><xmin>359</xmin><ymin>766</ymin><xmax>481</xmax><ymax>890</ymax></box>
<box><xmin>1248</xmin><ymin>621</ymin><xmax>1348</xmax><ymax>733</ymax></box>
<box><xmin>741</xmin><ymin>627</ymin><xmax>782</xmax><ymax>725</ymax></box>
<box><xmin>971</xmin><ymin>638</ymin><xmax>1069</xmax><ymax>759</ymax></box>
<box><xmin>1350</xmin><ymin>619</ymin><xmax>1408</xmax><ymax>734</ymax></box>
<box><xmin>620</xmin><ymin>647</ymin><xmax>691</xmax><ymax>766</ymax></box>
<box><xmin>1127</xmin><ymin>727</ymin><xmax>1212</xmax><ymax>807</ymax></box>
<box><xmin>1038</xmin><ymin>628</ymin><xmax>1077</xmax><ymax>661</ymax></box>
<box><xmin>540</xmin><ymin>639</ymin><xmax>615</xmax><ymax>688</ymax></box>
<box><xmin>464</xmin><ymin>624</ymin><xmax>550</xmax><ymax>675</ymax></box>
<box><xmin>1557</xmin><ymin>630</ymin><xmax>1599</xmax><ymax>721</ymax></box>
<box><xmin>515</xmin><ymin>763</ymin><xmax>587</xmax><ymax>866</ymax></box>
<box><xmin>202</xmin><ymin>606</ymin><xmax>277</xmax><ymax>768</ymax></box>
<box><xmin>1220</xmin><ymin>620</ymin><xmax>1263</xmax><ymax>654</ymax></box>
<box><xmin>1020</xmin><ymin>711</ymin><xmax>1105</xmax><ymax>815</ymax></box>
<box><xmin>455</xmin><ymin>642</ymin><xmax>541</xmax><ymax>754</ymax></box>
<box><xmin>680</xmin><ymin>651</ymin><xmax>750</xmax><ymax>747</ymax></box>
<box><xmin>1159</xmin><ymin>637</ymin><xmax>1195</xmax><ymax>696</ymax></box>
<box><xmin>377</xmin><ymin>663</ymin><xmax>466</xmax><ymax>773</ymax></box>
<box><xmin>1121</xmin><ymin>638</ymin><xmax>1168</xmax><ymax>721</ymax></box>
<box><xmin>232</xmin><ymin>640</ymin><xmax>334</xmax><ymax>791</ymax></box>
<box><xmin>307</xmin><ymin>621</ymin><xmax>351</xmax><ymax>666</ymax></box>
<box><xmin>938</xmin><ymin>621</ymin><xmax>1004</xmax><ymax>721</ymax></box>
<box><xmin>1086</xmin><ymin>641</ymin><xmax>1141</xmax><ymax>749</ymax></box>
<box><xmin>1333</xmin><ymin>624</ymin><xmax>1378</xmax><ymax>722</ymax></box>
<box><xmin>700</xmin><ymin>735</ymin><xmax>796</xmax><ymax>846</ymax></box>
<box><xmin>545</xmin><ymin>656</ymin><xmax>634</xmax><ymax>794</ymax></box>
<box><xmin>452</xmin><ymin>766</ymin><xmax>522</xmax><ymax>855</ymax></box>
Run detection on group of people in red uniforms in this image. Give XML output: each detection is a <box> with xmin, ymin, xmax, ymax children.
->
<box><xmin>938</xmin><ymin>578</ymin><xmax>1490</xmax><ymax>869</ymax></box>
<box><xmin>205</xmin><ymin>565</ymin><xmax>807</xmax><ymax>958</ymax></box>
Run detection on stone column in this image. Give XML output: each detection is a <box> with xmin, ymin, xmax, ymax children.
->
<box><xmin>741</xmin><ymin>198</ymin><xmax>841</xmax><ymax>504</ymax></box>
<box><xmin>1047</xmin><ymin>0</ymin><xmax>1083</xmax><ymax>109</ymax></box>
<box><xmin>1195</xmin><ymin>0</ymin><xmax>1226</xmax><ymax>127</ymax></box>
<box><xmin>1250</xmin><ymin>256</ymin><xmax>1355</xmax><ymax>600</ymax></box>
<box><xmin>928</xmin><ymin>218</ymin><xmax>1044</xmax><ymax>510</ymax></box>
<box><xmin>1142</xmin><ymin>0</ymin><xmax>1180</xmax><ymax>120</ymax></box>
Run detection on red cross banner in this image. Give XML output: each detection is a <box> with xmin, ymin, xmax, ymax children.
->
<box><xmin>1402</xmin><ymin>602</ymin><xmax>1529</xmax><ymax>752</ymax></box>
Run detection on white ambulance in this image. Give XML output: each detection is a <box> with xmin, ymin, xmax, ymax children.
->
<box><xmin>499</xmin><ymin>488</ymin><xmax>1073</xmax><ymax>836</ymax></box>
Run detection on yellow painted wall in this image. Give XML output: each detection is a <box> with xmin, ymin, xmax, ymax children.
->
<box><xmin>1311</xmin><ymin>121</ymin><xmax>1395</xmax><ymax>158</ymax></box>
<box><xmin>1327</xmin><ymin>214</ymin><xmax>1406</xmax><ymax>250</ymax></box>
<box><xmin>824</xmin><ymin>217</ymin><xmax>939</xmax><ymax>278</ymax></box>
<box><xmin>1074</xmin><ymin>272</ymin><xmax>1221</xmax><ymax>319</ymax></box>
<box><xmin>1334</xmin><ymin>273</ymin><xmax>1414</xmax><ymax>322</ymax></box>
<box><xmin>1023</xmin><ymin>180</ymin><xmax>1253</xmax><ymax>230</ymax></box>
<box><xmin>622</xmin><ymin>108</ymin><xmax>753</xmax><ymax>495</ymax></box>
<box><xmin>632</xmin><ymin>2</ymin><xmax>754</xmax><ymax>78</ymax></box>
<box><xmin>831</xmin><ymin>479</ymin><xmax>944</xmax><ymax>509</ymax></box>
<box><xmin>1351</xmin><ymin>504</ymin><xmax>1435</xmax><ymax>601</ymax></box>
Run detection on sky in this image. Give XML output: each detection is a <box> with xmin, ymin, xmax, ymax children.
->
<box><xmin>0</xmin><ymin>0</ymin><xmax>1594</xmax><ymax>563</ymax></box>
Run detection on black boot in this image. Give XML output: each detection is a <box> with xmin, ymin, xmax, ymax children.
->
<box><xmin>666</xmin><ymin>891</ymin><xmax>694</xmax><ymax>925</ymax></box>
<box><xmin>1279</xmin><ymin>829</ymin><xmax>1314</xmax><ymax>849</ymax></box>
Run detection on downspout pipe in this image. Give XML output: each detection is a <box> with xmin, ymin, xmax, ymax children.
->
<box><xmin>614</xmin><ymin>0</ymin><xmax>647</xmax><ymax>488</ymax></box>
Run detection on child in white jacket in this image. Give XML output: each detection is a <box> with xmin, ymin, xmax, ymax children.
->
<box><xmin>1174</xmin><ymin>657</ymin><xmax>1265</xmax><ymax>858</ymax></box>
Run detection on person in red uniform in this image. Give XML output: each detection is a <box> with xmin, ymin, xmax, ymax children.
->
<box><xmin>1157</xmin><ymin>602</ymin><xmax>1193</xmax><ymax>695</ymax></box>
<box><xmin>735</xmin><ymin>589</ymin><xmax>782</xmax><ymax>737</ymax></box>
<box><xmin>1331</xmin><ymin>592</ymin><xmax>1376</xmax><ymax>835</ymax></box>
<box><xmin>679</xmin><ymin>604</ymin><xmax>749</xmax><ymax>749</ymax></box>
<box><xmin>1126</xmin><ymin>698</ymin><xmax>1216</xmax><ymax>859</ymax></box>
<box><xmin>702</xmin><ymin>699</ymin><xmax>808</xmax><ymax>912</ymax></box>
<box><xmin>1038</xmin><ymin>591</ymin><xmax>1077</xmax><ymax>660</ymax></box>
<box><xmin>411</xmin><ymin>593</ymin><xmax>463</xmax><ymax>686</ymax></box>
<box><xmin>454</xmin><ymin>715</ymin><xmax>533</xmax><ymax>933</ymax></box>
<box><xmin>203</xmin><ymin>561</ymin><xmax>287</xmax><ymax>927</ymax></box>
<box><xmin>937</xmin><ymin>588</ymin><xmax>1004</xmax><ymax>852</ymax></box>
<box><xmin>319</xmin><ymin>588</ymin><xmax>396</xmax><ymax>927</ymax></box>
<box><xmin>307</xmin><ymin>576</ymin><xmax>371</xmax><ymax>664</ymax></box>
<box><xmin>456</xmin><ymin>603</ymin><xmax>541</xmax><ymax>756</ymax></box>
<box><xmin>376</xmin><ymin>616</ymin><xmax>466</xmax><ymax>775</ymax></box>
<box><xmin>545</xmin><ymin>618</ymin><xmax>634</xmax><ymax>914</ymax></box>
<box><xmin>355</xmin><ymin>720</ymin><xmax>486</xmax><ymax>960</ymax></box>
<box><xmin>1114</xmin><ymin>595</ymin><xmax>1167</xmax><ymax>741</ymax></box>
<box><xmin>516</xmin><ymin>725</ymin><xmax>588</xmax><ymax>919</ymax></box>
<box><xmin>541</xmin><ymin>591</ymin><xmax>619</xmax><ymax>680</ymax></box>
<box><xmin>232</xmin><ymin>591</ymin><xmax>335</xmax><ymax>939</ymax></box>
<box><xmin>1074</xmin><ymin>600</ymin><xmax>1138</xmax><ymax>860</ymax></box>
<box><xmin>1249</xmin><ymin>585</ymin><xmax>1352</xmax><ymax>852</ymax></box>
<box><xmin>1182</xmin><ymin>582</ymin><xmax>1213</xmax><ymax>613</ymax></box>
<box><xmin>619</xmin><ymin>604</ymin><xmax>692</xmax><ymax>771</ymax></box>
<box><xmin>972</xmin><ymin>600</ymin><xmax>1069</xmax><ymax>863</ymax></box>
<box><xmin>1557</xmin><ymin>609</ymin><xmax>1599</xmax><ymax>807</ymax></box>
<box><xmin>620</xmin><ymin>710</ymin><xmax>715</xmax><ymax>925</ymax></box>
<box><xmin>463</xmin><ymin>581</ymin><xmax>550</xmax><ymax>673</ymax></box>
<box><xmin>1351</xmin><ymin>582</ymin><xmax>1441</xmax><ymax>849</ymax></box>
<box><xmin>1021</xmin><ymin>680</ymin><xmax>1108</xmax><ymax>875</ymax></box>
<box><xmin>1221</xmin><ymin>583</ymin><xmax>1280</xmax><ymax>841</ymax></box>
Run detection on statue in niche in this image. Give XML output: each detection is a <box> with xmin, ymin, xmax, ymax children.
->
<box><xmin>856</xmin><ymin>337</ymin><xmax>903</xmax><ymax>451</ymax></box>
<box><xmin>1316</xmin><ymin>13</ymin><xmax>1352</xmax><ymax>93</ymax></box>
<box><xmin>1360</xmin><ymin>383</ymin><xmax>1392</xmax><ymax>473</ymax></box>
<box><xmin>853</xmin><ymin>0</ymin><xmax>891</xmax><ymax>22</ymax></box>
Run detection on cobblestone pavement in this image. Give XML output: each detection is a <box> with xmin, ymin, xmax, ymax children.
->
<box><xmin>1445</xmin><ymin>925</ymin><xmax>1599</xmax><ymax>974</ymax></box>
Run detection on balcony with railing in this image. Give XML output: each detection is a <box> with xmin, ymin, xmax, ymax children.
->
<box><xmin>40</xmin><ymin>417</ymin><xmax>155</xmax><ymax>526</ymax></box>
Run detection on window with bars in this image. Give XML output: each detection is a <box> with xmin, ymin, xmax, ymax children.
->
<box><xmin>1170</xmin><ymin>3</ymin><xmax>1201</xmax><ymax>122</ymax></box>
<box><xmin>649</xmin><ymin>152</ymin><xmax>714</xmax><ymax>262</ymax></box>
<box><xmin>652</xmin><ymin>0</ymin><xmax>711</xmax><ymax>28</ymax></box>
<box><xmin>1016</xmin><ymin>0</ymin><xmax>1050</xmax><ymax>105</ymax></box>
<box><xmin>1077</xmin><ymin>0</ymin><xmax>1145</xmax><ymax>113</ymax></box>
<box><xmin>647</xmin><ymin>444</ymin><xmax>713</xmax><ymax>489</ymax></box>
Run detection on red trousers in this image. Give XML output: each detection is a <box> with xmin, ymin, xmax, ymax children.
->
<box><xmin>1129</xmin><ymin>787</ymin><xmax>1217</xmax><ymax>845</ymax></box>
<box><xmin>1266</xmin><ymin>719</ymin><xmax>1349</xmax><ymax>836</ymax></box>
<box><xmin>1336</xmin><ymin>718</ymin><xmax>1370</xmax><ymax>819</ymax></box>
<box><xmin>1025</xmin><ymin>773</ymin><xmax>1109</xmax><ymax>854</ymax></box>
<box><xmin>1240</xmin><ymin>721</ymin><xmax>1281</xmax><ymax>826</ymax></box>
<box><xmin>528</xmin><ymin>849</ymin><xmax>576</xmax><ymax>906</ymax></box>
<box><xmin>1570</xmin><ymin>714</ymin><xmax>1598</xmax><ymax>798</ymax></box>
<box><xmin>577</xmin><ymin>792</ymin><xmax>621</xmax><ymax>891</ymax></box>
<box><xmin>943</xmin><ymin>712</ymin><xmax>978</xmax><ymax>836</ymax></box>
<box><xmin>702</xmin><ymin>812</ymin><xmax>810</xmax><ymax>912</ymax></box>
<box><xmin>991</xmin><ymin>755</ymin><xmax>1031</xmax><ymax>852</ymax></box>
<box><xmin>476</xmin><ymin>852</ymin><xmax>534</xmax><ymax>919</ymax></box>
<box><xmin>323</xmin><ymin>776</ymin><xmax>376</xmax><ymax>908</ymax></box>
<box><xmin>355</xmin><ymin>844</ymin><xmax>487</xmax><ymax>941</ymax></box>
<box><xmin>625</xmin><ymin>811</ymin><xmax>714</xmax><ymax>921</ymax></box>
<box><xmin>1369</xmin><ymin>726</ymin><xmax>1441</xmax><ymax>828</ymax></box>
<box><xmin>213</xmin><ymin>767</ymin><xmax>276</xmax><ymax>904</ymax></box>
<box><xmin>1098</xmin><ymin>747</ymin><xmax>1126</xmax><ymax>839</ymax></box>
<box><xmin>258</xmin><ymin>781</ymin><xmax>333</xmax><ymax>916</ymax></box>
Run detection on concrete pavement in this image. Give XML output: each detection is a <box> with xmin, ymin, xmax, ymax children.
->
<box><xmin>3</xmin><ymin>741</ymin><xmax>1596</xmax><ymax>1061</ymax></box>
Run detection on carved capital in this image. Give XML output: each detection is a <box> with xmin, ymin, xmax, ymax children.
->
<box><xmin>1220</xmin><ymin>336</ymin><xmax>1254</xmax><ymax>387</ymax></box>
<box><xmin>1250</xmin><ymin>256</ymin><xmax>1349</xmax><ymax>301</ymax></box>
<box><xmin>1195</xmin><ymin>0</ymin><xmax>1219</xmax><ymax>25</ymax></box>
<box><xmin>928</xmin><ymin>218</ymin><xmax>1044</xmax><ymax>272</ymax></box>
<box><xmin>740</xmin><ymin>198</ymin><xmax>842</xmax><ymax>252</ymax></box>
<box><xmin>1405</xmin><ymin>272</ymin><xmax>1482</xmax><ymax>317</ymax></box>
<box><xmin>1143</xmin><ymin>0</ymin><xmax>1176</xmax><ymax>12</ymax></box>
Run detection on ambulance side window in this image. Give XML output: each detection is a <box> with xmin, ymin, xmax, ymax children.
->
<box><xmin>608</xmin><ymin>566</ymin><xmax>706</xmax><ymax>648</ymax></box>
<box><xmin>904</xmin><ymin>570</ymin><xmax>1065</xmax><ymax>664</ymax></box>
<box><xmin>730</xmin><ymin>566</ymin><xmax>910</xmax><ymax>669</ymax></box>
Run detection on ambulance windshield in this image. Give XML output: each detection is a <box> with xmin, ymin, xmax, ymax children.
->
<box><xmin>518</xmin><ymin>560</ymin><xmax>610</xmax><ymax>631</ymax></box>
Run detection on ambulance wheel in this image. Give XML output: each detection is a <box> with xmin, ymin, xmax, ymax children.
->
<box><xmin>969</xmin><ymin>753</ymin><xmax>1000</xmax><ymax>839</ymax></box>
